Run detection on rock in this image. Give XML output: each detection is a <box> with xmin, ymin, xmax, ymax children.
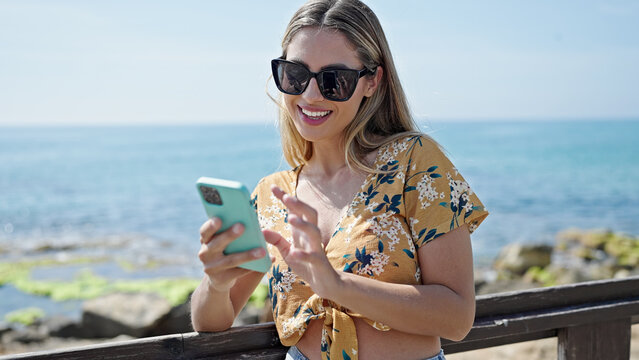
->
<box><xmin>582</xmin><ymin>263</ymin><xmax>615</xmax><ymax>281</ymax></box>
<box><xmin>261</xmin><ymin>301</ymin><xmax>274</xmax><ymax>323</ymax></box>
<box><xmin>474</xmin><ymin>278</ymin><xmax>487</xmax><ymax>293</ymax></box>
<box><xmin>558</xmin><ymin>229</ymin><xmax>639</xmax><ymax>269</ymax></box>
<box><xmin>603</xmin><ymin>233</ymin><xmax>638</xmax><ymax>257</ymax></box>
<box><xmin>545</xmin><ymin>265</ymin><xmax>591</xmax><ymax>285</ymax></box>
<box><xmin>474</xmin><ymin>269</ymin><xmax>498</xmax><ymax>293</ymax></box>
<box><xmin>82</xmin><ymin>293</ymin><xmax>172</xmax><ymax>338</ymax></box>
<box><xmin>0</xmin><ymin>322</ymin><xmax>12</xmax><ymax>341</ymax></box>
<box><xmin>2</xmin><ymin>326</ymin><xmax>48</xmax><ymax>344</ymax></box>
<box><xmin>614</xmin><ymin>269</ymin><xmax>631</xmax><ymax>279</ymax></box>
<box><xmin>42</xmin><ymin>315</ymin><xmax>84</xmax><ymax>338</ymax></box>
<box><xmin>150</xmin><ymin>301</ymin><xmax>192</xmax><ymax>336</ymax></box>
<box><xmin>476</xmin><ymin>279</ymin><xmax>537</xmax><ymax>296</ymax></box>
<box><xmin>233</xmin><ymin>305</ymin><xmax>262</xmax><ymax>326</ymax></box>
<box><xmin>555</xmin><ymin>228</ymin><xmax>586</xmax><ymax>250</ymax></box>
<box><xmin>523</xmin><ymin>266</ymin><xmax>554</xmax><ymax>285</ymax></box>
<box><xmin>619</xmin><ymin>251</ymin><xmax>639</xmax><ymax>267</ymax></box>
<box><xmin>493</xmin><ymin>244</ymin><xmax>553</xmax><ymax>276</ymax></box>
<box><xmin>580</xmin><ymin>230</ymin><xmax>612</xmax><ymax>249</ymax></box>
<box><xmin>570</xmin><ymin>247</ymin><xmax>607</xmax><ymax>262</ymax></box>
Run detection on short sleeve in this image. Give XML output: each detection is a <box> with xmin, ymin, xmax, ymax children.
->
<box><xmin>251</xmin><ymin>178</ymin><xmax>269</xmax><ymax>230</ymax></box>
<box><xmin>403</xmin><ymin>136</ymin><xmax>488</xmax><ymax>249</ymax></box>
<box><xmin>250</xmin><ymin>182</ymin><xmax>260</xmax><ymax>213</ymax></box>
<box><xmin>250</xmin><ymin>173</ymin><xmax>292</xmax><ymax>259</ymax></box>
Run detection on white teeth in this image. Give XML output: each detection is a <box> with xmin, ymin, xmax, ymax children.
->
<box><xmin>301</xmin><ymin>108</ymin><xmax>331</xmax><ymax>118</ymax></box>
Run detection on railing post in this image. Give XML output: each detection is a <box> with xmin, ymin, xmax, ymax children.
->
<box><xmin>557</xmin><ymin>318</ymin><xmax>631</xmax><ymax>360</ymax></box>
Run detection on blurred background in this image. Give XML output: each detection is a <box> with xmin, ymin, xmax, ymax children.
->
<box><xmin>1</xmin><ymin>0</ymin><xmax>638</xmax><ymax>354</ymax></box>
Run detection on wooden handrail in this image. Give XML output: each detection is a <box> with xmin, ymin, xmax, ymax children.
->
<box><xmin>445</xmin><ymin>275</ymin><xmax>639</xmax><ymax>355</ymax></box>
<box><xmin>2</xmin><ymin>276</ymin><xmax>638</xmax><ymax>360</ymax></box>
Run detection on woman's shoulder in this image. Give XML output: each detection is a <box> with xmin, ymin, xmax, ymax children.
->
<box><xmin>377</xmin><ymin>133</ymin><xmax>445</xmax><ymax>167</ymax></box>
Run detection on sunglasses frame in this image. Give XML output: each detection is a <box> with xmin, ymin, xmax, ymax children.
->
<box><xmin>271</xmin><ymin>58</ymin><xmax>375</xmax><ymax>102</ymax></box>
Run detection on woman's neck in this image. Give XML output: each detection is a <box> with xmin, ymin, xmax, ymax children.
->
<box><xmin>305</xmin><ymin>140</ymin><xmax>348</xmax><ymax>178</ymax></box>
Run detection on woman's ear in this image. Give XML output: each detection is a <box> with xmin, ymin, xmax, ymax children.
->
<box><xmin>364</xmin><ymin>65</ymin><xmax>383</xmax><ymax>97</ymax></box>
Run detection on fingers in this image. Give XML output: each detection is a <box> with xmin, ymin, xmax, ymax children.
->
<box><xmin>198</xmin><ymin>217</ymin><xmax>265</xmax><ymax>276</ymax></box>
<box><xmin>200</xmin><ymin>218</ymin><xmax>245</xmax><ymax>251</ymax></box>
<box><xmin>197</xmin><ymin>217</ymin><xmax>271</xmax><ymax>292</ymax></box>
<box><xmin>199</xmin><ymin>244</ymin><xmax>266</xmax><ymax>271</ymax></box>
<box><xmin>203</xmin><ymin>266</ymin><xmax>252</xmax><ymax>293</ymax></box>
<box><xmin>208</xmin><ymin>267</ymin><xmax>252</xmax><ymax>286</ymax></box>
<box><xmin>198</xmin><ymin>241</ymin><xmax>267</xmax><ymax>292</ymax></box>
<box><xmin>271</xmin><ymin>185</ymin><xmax>323</xmax><ymax>252</ymax></box>
<box><xmin>263</xmin><ymin>229</ymin><xmax>291</xmax><ymax>258</ymax></box>
<box><xmin>271</xmin><ymin>185</ymin><xmax>318</xmax><ymax>224</ymax></box>
<box><xmin>289</xmin><ymin>214</ymin><xmax>322</xmax><ymax>250</ymax></box>
<box><xmin>199</xmin><ymin>217</ymin><xmax>222</xmax><ymax>244</ymax></box>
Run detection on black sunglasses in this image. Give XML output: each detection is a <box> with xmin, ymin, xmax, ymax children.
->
<box><xmin>271</xmin><ymin>58</ymin><xmax>375</xmax><ymax>102</ymax></box>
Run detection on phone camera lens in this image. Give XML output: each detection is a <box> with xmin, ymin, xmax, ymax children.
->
<box><xmin>200</xmin><ymin>185</ymin><xmax>223</xmax><ymax>205</ymax></box>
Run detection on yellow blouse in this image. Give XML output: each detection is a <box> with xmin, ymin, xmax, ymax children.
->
<box><xmin>251</xmin><ymin>135</ymin><xmax>488</xmax><ymax>360</ymax></box>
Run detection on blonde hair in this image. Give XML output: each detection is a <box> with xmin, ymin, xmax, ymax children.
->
<box><xmin>275</xmin><ymin>0</ymin><xmax>425</xmax><ymax>173</ymax></box>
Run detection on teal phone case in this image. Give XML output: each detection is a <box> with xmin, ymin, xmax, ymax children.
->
<box><xmin>196</xmin><ymin>177</ymin><xmax>271</xmax><ymax>273</ymax></box>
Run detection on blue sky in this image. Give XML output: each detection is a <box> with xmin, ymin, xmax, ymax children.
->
<box><xmin>1</xmin><ymin>0</ymin><xmax>638</xmax><ymax>126</ymax></box>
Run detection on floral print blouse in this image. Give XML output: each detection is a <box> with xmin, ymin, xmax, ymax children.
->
<box><xmin>251</xmin><ymin>135</ymin><xmax>488</xmax><ymax>360</ymax></box>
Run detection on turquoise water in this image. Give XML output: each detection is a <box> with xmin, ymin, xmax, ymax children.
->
<box><xmin>1</xmin><ymin>120</ymin><xmax>638</xmax><ymax>268</ymax></box>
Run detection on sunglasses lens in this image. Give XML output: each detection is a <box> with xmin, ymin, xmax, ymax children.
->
<box><xmin>275</xmin><ymin>61</ymin><xmax>310</xmax><ymax>95</ymax></box>
<box><xmin>318</xmin><ymin>70</ymin><xmax>359</xmax><ymax>101</ymax></box>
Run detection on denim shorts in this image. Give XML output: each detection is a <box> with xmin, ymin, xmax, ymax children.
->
<box><xmin>285</xmin><ymin>346</ymin><xmax>446</xmax><ymax>360</ymax></box>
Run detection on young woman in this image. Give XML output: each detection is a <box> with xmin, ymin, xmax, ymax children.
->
<box><xmin>191</xmin><ymin>1</ymin><xmax>488</xmax><ymax>359</ymax></box>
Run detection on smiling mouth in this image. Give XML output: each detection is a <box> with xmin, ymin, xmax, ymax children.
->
<box><xmin>297</xmin><ymin>106</ymin><xmax>333</xmax><ymax>125</ymax></box>
<box><xmin>300</xmin><ymin>107</ymin><xmax>332</xmax><ymax>119</ymax></box>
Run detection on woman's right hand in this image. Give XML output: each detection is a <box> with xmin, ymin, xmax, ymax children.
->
<box><xmin>198</xmin><ymin>217</ymin><xmax>267</xmax><ymax>293</ymax></box>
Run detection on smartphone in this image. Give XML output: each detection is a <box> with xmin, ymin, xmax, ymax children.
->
<box><xmin>196</xmin><ymin>177</ymin><xmax>271</xmax><ymax>273</ymax></box>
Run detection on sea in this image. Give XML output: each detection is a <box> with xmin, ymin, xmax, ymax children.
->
<box><xmin>1</xmin><ymin>119</ymin><xmax>638</xmax><ymax>317</ymax></box>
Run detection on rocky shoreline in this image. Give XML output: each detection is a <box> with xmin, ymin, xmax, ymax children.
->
<box><xmin>475</xmin><ymin>228</ymin><xmax>639</xmax><ymax>295</ymax></box>
<box><xmin>1</xmin><ymin>228</ymin><xmax>637</xmax><ymax>357</ymax></box>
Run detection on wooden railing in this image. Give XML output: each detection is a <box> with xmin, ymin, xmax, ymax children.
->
<box><xmin>2</xmin><ymin>276</ymin><xmax>638</xmax><ymax>360</ymax></box>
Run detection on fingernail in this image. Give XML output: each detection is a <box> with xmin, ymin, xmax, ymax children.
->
<box><xmin>253</xmin><ymin>248</ymin><xmax>264</xmax><ymax>257</ymax></box>
<box><xmin>210</xmin><ymin>217</ymin><xmax>219</xmax><ymax>226</ymax></box>
<box><xmin>233</xmin><ymin>224</ymin><xmax>243</xmax><ymax>234</ymax></box>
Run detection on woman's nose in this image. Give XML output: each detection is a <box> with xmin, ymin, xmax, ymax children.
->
<box><xmin>301</xmin><ymin>77</ymin><xmax>324</xmax><ymax>102</ymax></box>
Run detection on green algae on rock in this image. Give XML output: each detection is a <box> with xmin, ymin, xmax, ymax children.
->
<box><xmin>247</xmin><ymin>284</ymin><xmax>268</xmax><ymax>309</ymax></box>
<box><xmin>10</xmin><ymin>269</ymin><xmax>199</xmax><ymax>306</ymax></box>
<box><xmin>558</xmin><ymin>229</ymin><xmax>639</xmax><ymax>267</ymax></box>
<box><xmin>495</xmin><ymin>229</ymin><xmax>639</xmax><ymax>291</ymax></box>
<box><xmin>523</xmin><ymin>266</ymin><xmax>557</xmax><ymax>287</ymax></box>
<box><xmin>111</xmin><ymin>277</ymin><xmax>200</xmax><ymax>306</ymax></box>
<box><xmin>4</xmin><ymin>307</ymin><xmax>45</xmax><ymax>326</ymax></box>
<box><xmin>0</xmin><ymin>257</ymin><xmax>107</xmax><ymax>286</ymax></box>
<box><xmin>1</xmin><ymin>257</ymin><xmax>200</xmax><ymax>306</ymax></box>
<box><xmin>13</xmin><ymin>269</ymin><xmax>109</xmax><ymax>301</ymax></box>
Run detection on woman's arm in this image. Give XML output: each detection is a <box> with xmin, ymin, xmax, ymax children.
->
<box><xmin>190</xmin><ymin>219</ymin><xmax>268</xmax><ymax>332</ymax></box>
<box><xmin>328</xmin><ymin>225</ymin><xmax>475</xmax><ymax>340</ymax></box>
<box><xmin>265</xmin><ymin>186</ymin><xmax>475</xmax><ymax>341</ymax></box>
<box><xmin>191</xmin><ymin>270</ymin><xmax>264</xmax><ymax>331</ymax></box>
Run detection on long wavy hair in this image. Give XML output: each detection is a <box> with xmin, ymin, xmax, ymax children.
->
<box><xmin>274</xmin><ymin>0</ymin><xmax>425</xmax><ymax>173</ymax></box>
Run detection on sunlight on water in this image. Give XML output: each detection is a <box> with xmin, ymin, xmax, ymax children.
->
<box><xmin>1</xmin><ymin>121</ymin><xmax>638</xmax><ymax>269</ymax></box>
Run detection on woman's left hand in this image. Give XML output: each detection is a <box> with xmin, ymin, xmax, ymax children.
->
<box><xmin>262</xmin><ymin>185</ymin><xmax>339</xmax><ymax>298</ymax></box>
